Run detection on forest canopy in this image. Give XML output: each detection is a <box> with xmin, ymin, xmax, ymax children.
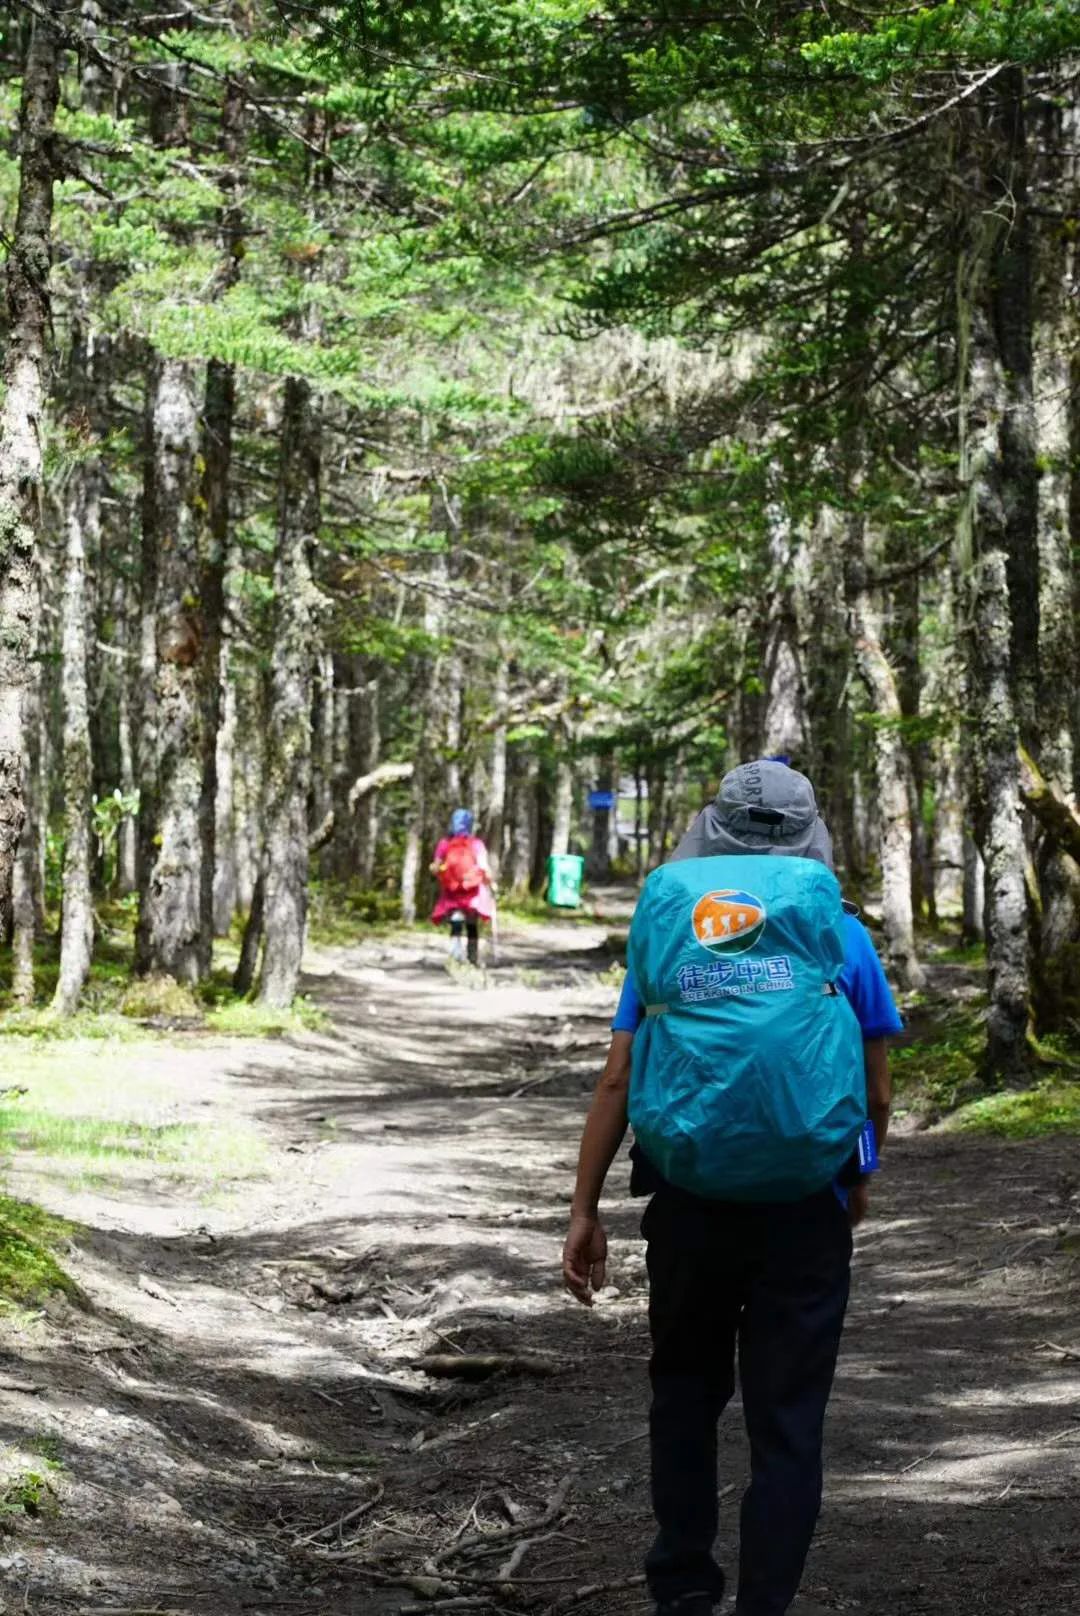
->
<box><xmin>0</xmin><ymin>0</ymin><xmax>1077</xmax><ymax>1084</ymax></box>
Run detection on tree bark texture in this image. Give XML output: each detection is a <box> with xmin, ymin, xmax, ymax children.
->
<box><xmin>53</xmin><ymin>392</ymin><xmax>99</xmax><ymax>1015</ymax></box>
<box><xmin>847</xmin><ymin>518</ymin><xmax>925</xmax><ymax>990</ymax></box>
<box><xmin>355</xmin><ymin>674</ymin><xmax>381</xmax><ymax>885</ymax></box>
<box><xmin>10</xmin><ymin>650</ymin><xmax>43</xmax><ymax>1008</ymax></box>
<box><xmin>956</xmin><ymin>84</ymin><xmax>1036</xmax><ymax>1076</ymax></box>
<box><xmin>506</xmin><ymin>746</ymin><xmax>539</xmax><ymax>896</ymax></box>
<box><xmin>134</xmin><ymin>354</ymin><xmax>206</xmax><ymax>982</ymax></box>
<box><xmin>551</xmin><ymin>745</ymin><xmax>574</xmax><ymax>858</ymax></box>
<box><xmin>0</xmin><ymin>7</ymin><xmax>61</xmax><ymax>926</ymax></box>
<box><xmin>258</xmin><ymin>373</ymin><xmax>322</xmax><ymax>1007</ymax></box>
<box><xmin>761</xmin><ymin>505</ymin><xmax>807</xmax><ymax>762</ymax></box>
<box><xmin>212</xmin><ymin>649</ymin><xmax>238</xmax><ymax>933</ymax></box>
<box><xmin>198</xmin><ymin>82</ymin><xmax>243</xmax><ymax>952</ymax></box>
<box><xmin>1031</xmin><ymin>93</ymin><xmax>1080</xmax><ymax>1015</ymax></box>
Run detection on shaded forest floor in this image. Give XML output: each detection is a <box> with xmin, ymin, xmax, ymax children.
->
<box><xmin>0</xmin><ymin>901</ymin><xmax>1078</xmax><ymax>1616</ymax></box>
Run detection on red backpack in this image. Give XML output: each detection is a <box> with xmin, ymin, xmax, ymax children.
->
<box><xmin>439</xmin><ymin>835</ymin><xmax>483</xmax><ymax>895</ymax></box>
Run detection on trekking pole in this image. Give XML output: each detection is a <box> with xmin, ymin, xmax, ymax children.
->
<box><xmin>489</xmin><ymin>891</ymin><xmax>499</xmax><ymax>968</ymax></box>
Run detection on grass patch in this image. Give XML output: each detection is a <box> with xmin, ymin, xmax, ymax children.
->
<box><xmin>890</xmin><ymin>1007</ymin><xmax>984</xmax><ymax>1117</ymax></box>
<box><xmin>307</xmin><ymin>879</ymin><xmax>402</xmax><ymax>946</ymax></box>
<box><xmin>205</xmin><ymin>995</ymin><xmax>328</xmax><ymax>1037</ymax></box>
<box><xmin>926</xmin><ymin>938</ymin><xmax>987</xmax><ymax>966</ymax></box>
<box><xmin>0</xmin><ymin>1104</ymin><xmax>269</xmax><ymax>1193</ymax></box>
<box><xmin>0</xmin><ymin>1196</ymin><xmax>76</xmax><ymax>1307</ymax></box>
<box><xmin>942</xmin><ymin>1081</ymin><xmax>1080</xmax><ymax>1140</ymax></box>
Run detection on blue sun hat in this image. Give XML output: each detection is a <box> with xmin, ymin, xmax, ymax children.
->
<box><xmin>450</xmin><ymin>808</ymin><xmax>474</xmax><ymax>836</ymax></box>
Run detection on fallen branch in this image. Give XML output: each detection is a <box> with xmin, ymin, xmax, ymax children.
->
<box><xmin>432</xmin><ymin>1474</ymin><xmax>574</xmax><ymax>1571</ymax></box>
<box><xmin>414</xmin><ymin>1354</ymin><xmax>561</xmax><ymax>1382</ymax></box>
<box><xmin>399</xmin><ymin>1601</ymin><xmax>514</xmax><ymax>1615</ymax></box>
<box><xmin>1037</xmin><ymin>1340</ymin><xmax>1080</xmax><ymax>1362</ymax></box>
<box><xmin>292</xmin><ymin>1481</ymin><xmax>385</xmax><ymax>1547</ymax></box>
<box><xmin>539</xmin><ymin>1574</ymin><xmax>646</xmax><ymax>1616</ymax></box>
<box><xmin>1018</xmin><ymin>746</ymin><xmax>1080</xmax><ymax>865</ymax></box>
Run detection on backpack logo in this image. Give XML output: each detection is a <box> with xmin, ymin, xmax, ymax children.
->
<box><xmin>691</xmin><ymin>889</ymin><xmax>766</xmax><ymax>955</ymax></box>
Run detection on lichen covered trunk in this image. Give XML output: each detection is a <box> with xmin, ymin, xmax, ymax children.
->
<box><xmin>551</xmin><ymin>748</ymin><xmax>574</xmax><ymax>858</ymax></box>
<box><xmin>852</xmin><ymin>623</ymin><xmax>926</xmax><ymax>990</ymax></box>
<box><xmin>258</xmin><ymin>374</ymin><xmax>321</xmax><ymax>1008</ymax></box>
<box><xmin>956</xmin><ymin>87</ymin><xmax>1036</xmax><ymax>1076</ymax></box>
<box><xmin>135</xmin><ymin>355</ymin><xmax>206</xmax><ymax>983</ymax></box>
<box><xmin>53</xmin><ymin>449</ymin><xmax>97</xmax><ymax>1014</ymax></box>
<box><xmin>0</xmin><ymin>8</ymin><xmax>61</xmax><ymax>922</ymax></box>
<box><xmin>1031</xmin><ymin>95</ymin><xmax>1080</xmax><ymax>1024</ymax></box>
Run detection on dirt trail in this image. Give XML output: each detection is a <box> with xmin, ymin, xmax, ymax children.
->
<box><xmin>0</xmin><ymin>906</ymin><xmax>1078</xmax><ymax>1616</ymax></box>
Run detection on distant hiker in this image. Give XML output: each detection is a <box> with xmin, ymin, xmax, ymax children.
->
<box><xmin>562</xmin><ymin>760</ymin><xmax>902</xmax><ymax>1616</ymax></box>
<box><xmin>431</xmin><ymin>809</ymin><xmax>495</xmax><ymax>966</ymax></box>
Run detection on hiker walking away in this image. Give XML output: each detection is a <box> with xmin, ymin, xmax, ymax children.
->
<box><xmin>562</xmin><ymin>760</ymin><xmax>902</xmax><ymax>1616</ymax></box>
<box><xmin>431</xmin><ymin>809</ymin><xmax>495</xmax><ymax>966</ymax></box>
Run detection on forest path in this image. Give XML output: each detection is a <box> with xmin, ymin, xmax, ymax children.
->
<box><xmin>0</xmin><ymin>904</ymin><xmax>1078</xmax><ymax>1616</ymax></box>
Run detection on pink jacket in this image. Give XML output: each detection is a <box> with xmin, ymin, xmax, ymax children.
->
<box><xmin>431</xmin><ymin>836</ymin><xmax>495</xmax><ymax>923</ymax></box>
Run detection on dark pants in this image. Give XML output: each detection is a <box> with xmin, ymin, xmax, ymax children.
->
<box><xmin>450</xmin><ymin>913</ymin><xmax>479</xmax><ymax>964</ymax></box>
<box><xmin>642</xmin><ymin>1186</ymin><xmax>852</xmax><ymax>1615</ymax></box>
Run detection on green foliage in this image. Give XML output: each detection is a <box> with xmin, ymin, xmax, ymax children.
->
<box><xmin>890</xmin><ymin>1008</ymin><xmax>985</xmax><ymax>1116</ymax></box>
<box><xmin>306</xmin><ymin>880</ymin><xmax>403</xmax><ymax>945</ymax></box>
<box><xmin>0</xmin><ymin>1197</ymin><xmax>76</xmax><ymax>1309</ymax></box>
<box><xmin>943</xmin><ymin>1081</ymin><xmax>1080</xmax><ymax>1140</ymax></box>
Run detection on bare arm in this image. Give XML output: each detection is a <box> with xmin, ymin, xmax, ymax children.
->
<box><xmin>864</xmin><ymin>1036</ymin><xmax>891</xmax><ymax>1152</ymax></box>
<box><xmin>563</xmin><ymin>1031</ymin><xmax>632</xmax><ymax>1305</ymax></box>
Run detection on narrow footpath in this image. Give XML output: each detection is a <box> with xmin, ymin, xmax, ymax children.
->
<box><xmin>0</xmin><ymin>908</ymin><xmax>1078</xmax><ymax>1616</ymax></box>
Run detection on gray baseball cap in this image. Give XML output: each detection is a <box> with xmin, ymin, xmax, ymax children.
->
<box><xmin>671</xmin><ymin>759</ymin><xmax>834</xmax><ymax>868</ymax></box>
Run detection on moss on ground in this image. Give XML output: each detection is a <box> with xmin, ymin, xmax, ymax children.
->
<box><xmin>942</xmin><ymin>1081</ymin><xmax>1080</xmax><ymax>1140</ymax></box>
<box><xmin>0</xmin><ymin>1196</ymin><xmax>77</xmax><ymax>1307</ymax></box>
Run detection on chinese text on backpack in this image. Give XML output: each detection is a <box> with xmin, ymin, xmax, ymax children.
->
<box><xmin>439</xmin><ymin>836</ymin><xmax>483</xmax><ymax>897</ymax></box>
<box><xmin>627</xmin><ymin>855</ymin><xmax>865</xmax><ymax>1201</ymax></box>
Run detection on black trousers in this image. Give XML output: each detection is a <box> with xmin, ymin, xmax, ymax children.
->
<box><xmin>449</xmin><ymin>912</ymin><xmax>479</xmax><ymax>964</ymax></box>
<box><xmin>642</xmin><ymin>1186</ymin><xmax>852</xmax><ymax>1615</ymax></box>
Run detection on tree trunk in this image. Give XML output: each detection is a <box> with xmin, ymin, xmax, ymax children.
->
<box><xmin>586</xmin><ymin>756</ymin><xmax>613</xmax><ymax>881</ymax></box>
<box><xmin>647</xmin><ymin>760</ymin><xmax>666</xmax><ymax>870</ymax></box>
<box><xmin>11</xmin><ymin>649</ymin><xmax>43</xmax><ymax>1008</ymax></box>
<box><xmin>0</xmin><ymin>7</ymin><xmax>61</xmax><ymax>926</ymax></box>
<box><xmin>933</xmin><ymin>736</ymin><xmax>966</xmax><ymax>919</ymax></box>
<box><xmin>134</xmin><ymin>354</ymin><xmax>205</xmax><ymax>982</ymax></box>
<box><xmin>355</xmin><ymin>674</ymin><xmax>381</xmax><ymax>885</ymax></box>
<box><xmin>506</xmin><ymin>746</ymin><xmax>538</xmax><ymax>896</ymax></box>
<box><xmin>761</xmin><ymin>504</ymin><xmax>807</xmax><ymax>761</ymax></box>
<box><xmin>258</xmin><ymin>372</ymin><xmax>322</xmax><ymax>1008</ymax></box>
<box><xmin>962</xmin><ymin>832</ymin><xmax>986</xmax><ymax>945</ymax></box>
<box><xmin>312</xmin><ymin>651</ymin><xmax>335</xmax><ymax>839</ymax></box>
<box><xmin>956</xmin><ymin>79</ymin><xmax>1036</xmax><ymax>1076</ymax></box>
<box><xmin>803</xmin><ymin>505</ymin><xmax>858</xmax><ymax>888</ymax></box>
<box><xmin>53</xmin><ymin>400</ymin><xmax>98</xmax><ymax>1015</ymax></box>
<box><xmin>551</xmin><ymin>744</ymin><xmax>574</xmax><ymax>858</ymax></box>
<box><xmin>1030</xmin><ymin>93</ymin><xmax>1080</xmax><ymax>1026</ymax></box>
<box><xmin>198</xmin><ymin>83</ymin><xmax>243</xmax><ymax>955</ymax></box>
<box><xmin>116</xmin><ymin>606</ymin><xmax>137</xmax><ymax>896</ymax></box>
<box><xmin>487</xmin><ymin>657</ymin><xmax>508</xmax><ymax>879</ymax></box>
<box><xmin>847</xmin><ymin>518</ymin><xmax>926</xmax><ymax>990</ymax></box>
<box><xmin>212</xmin><ymin>650</ymin><xmax>238</xmax><ymax>933</ymax></box>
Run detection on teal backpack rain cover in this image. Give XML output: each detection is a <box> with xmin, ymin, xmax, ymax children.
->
<box><xmin>627</xmin><ymin>854</ymin><xmax>866</xmax><ymax>1201</ymax></box>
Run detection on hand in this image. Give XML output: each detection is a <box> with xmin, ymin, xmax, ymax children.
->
<box><xmin>848</xmin><ymin>1181</ymin><xmax>871</xmax><ymax>1227</ymax></box>
<box><xmin>562</xmin><ymin>1214</ymin><xmax>608</xmax><ymax>1307</ymax></box>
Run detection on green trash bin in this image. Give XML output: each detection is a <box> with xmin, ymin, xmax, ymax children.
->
<box><xmin>547</xmin><ymin>853</ymin><xmax>585</xmax><ymax>909</ymax></box>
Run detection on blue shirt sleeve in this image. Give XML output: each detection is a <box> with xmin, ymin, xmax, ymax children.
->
<box><xmin>612</xmin><ymin>970</ymin><xmax>644</xmax><ymax>1033</ymax></box>
<box><xmin>838</xmin><ymin>915</ymin><xmax>904</xmax><ymax>1038</ymax></box>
